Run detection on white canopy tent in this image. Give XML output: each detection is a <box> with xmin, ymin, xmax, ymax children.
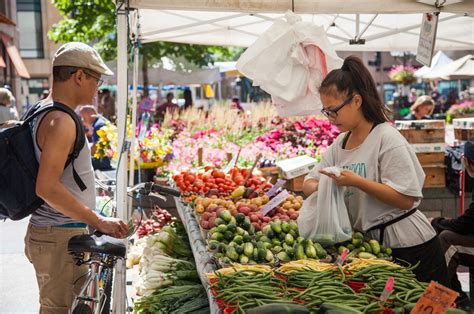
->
<box><xmin>134</xmin><ymin>1</ymin><xmax>474</xmax><ymax>51</ymax></box>
<box><xmin>415</xmin><ymin>50</ymin><xmax>453</xmax><ymax>78</ymax></box>
<box><xmin>113</xmin><ymin>2</ymin><xmax>474</xmax><ymax>311</ymax></box>
<box><xmin>424</xmin><ymin>54</ymin><xmax>474</xmax><ymax>79</ymax></box>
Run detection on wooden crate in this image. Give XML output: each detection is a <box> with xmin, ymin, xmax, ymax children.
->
<box><xmin>416</xmin><ymin>152</ymin><xmax>445</xmax><ymax>166</ymax></box>
<box><xmin>399</xmin><ymin>128</ymin><xmax>445</xmax><ymax>144</ymax></box>
<box><xmin>454</xmin><ymin>129</ymin><xmax>474</xmax><ymax>142</ymax></box>
<box><xmin>286</xmin><ymin>175</ymin><xmax>305</xmax><ymax>192</ymax></box>
<box><xmin>423</xmin><ymin>165</ymin><xmax>446</xmax><ymax>188</ymax></box>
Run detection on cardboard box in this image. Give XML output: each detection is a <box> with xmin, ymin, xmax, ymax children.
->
<box><xmin>395</xmin><ymin>119</ymin><xmax>445</xmax><ymax>130</ymax></box>
<box><xmin>285</xmin><ymin>175</ymin><xmax>305</xmax><ymax>192</ymax></box>
<box><xmin>276</xmin><ymin>155</ymin><xmax>318</xmax><ymax>180</ymax></box>
<box><xmin>259</xmin><ymin>167</ymin><xmax>279</xmax><ymax>184</ymax></box>
<box><xmin>400</xmin><ymin>128</ymin><xmax>445</xmax><ymax>144</ymax></box>
<box><xmin>423</xmin><ymin>165</ymin><xmax>446</xmax><ymax>188</ymax></box>
<box><xmin>416</xmin><ymin>152</ymin><xmax>445</xmax><ymax>166</ymax></box>
<box><xmin>452</xmin><ymin>117</ymin><xmax>474</xmax><ymax>130</ymax></box>
<box><xmin>454</xmin><ymin>128</ymin><xmax>474</xmax><ymax>142</ymax></box>
<box><xmin>411</xmin><ymin>143</ymin><xmax>445</xmax><ymax>153</ymax></box>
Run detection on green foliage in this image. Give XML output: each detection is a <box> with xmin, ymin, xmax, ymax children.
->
<box><xmin>48</xmin><ymin>0</ymin><xmax>242</xmax><ymax>67</ymax></box>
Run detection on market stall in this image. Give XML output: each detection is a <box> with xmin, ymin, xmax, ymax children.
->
<box><xmin>113</xmin><ymin>1</ymin><xmax>474</xmax><ymax>313</ymax></box>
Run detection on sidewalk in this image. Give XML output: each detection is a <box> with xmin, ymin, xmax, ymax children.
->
<box><xmin>0</xmin><ymin>219</ymin><xmax>39</xmax><ymax>313</ymax></box>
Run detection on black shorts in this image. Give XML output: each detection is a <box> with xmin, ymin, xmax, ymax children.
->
<box><xmin>391</xmin><ymin>235</ymin><xmax>449</xmax><ymax>286</ymax></box>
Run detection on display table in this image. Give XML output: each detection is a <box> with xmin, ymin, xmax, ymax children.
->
<box><xmin>175</xmin><ymin>198</ymin><xmax>219</xmax><ymax>314</ymax></box>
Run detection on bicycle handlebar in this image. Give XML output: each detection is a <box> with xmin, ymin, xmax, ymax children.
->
<box><xmin>150</xmin><ymin>183</ymin><xmax>181</xmax><ymax>197</ymax></box>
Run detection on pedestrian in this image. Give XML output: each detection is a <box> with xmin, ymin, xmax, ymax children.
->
<box><xmin>403</xmin><ymin>95</ymin><xmax>434</xmax><ymax>120</ymax></box>
<box><xmin>430</xmin><ymin>139</ymin><xmax>474</xmax><ymax>309</ymax></box>
<box><xmin>98</xmin><ymin>88</ymin><xmax>115</xmax><ymax>121</ymax></box>
<box><xmin>303</xmin><ymin>56</ymin><xmax>448</xmax><ymax>285</ymax></box>
<box><xmin>154</xmin><ymin>92</ymin><xmax>179</xmax><ymax>122</ymax></box>
<box><xmin>0</xmin><ymin>87</ymin><xmax>18</xmax><ymax>124</ymax></box>
<box><xmin>24</xmin><ymin>42</ymin><xmax>128</xmax><ymax>313</ymax></box>
<box><xmin>79</xmin><ymin>105</ymin><xmax>112</xmax><ymax>171</ymax></box>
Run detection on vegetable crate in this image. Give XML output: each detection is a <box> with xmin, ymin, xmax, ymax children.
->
<box><xmin>399</xmin><ymin>129</ymin><xmax>445</xmax><ymax>144</ymax></box>
<box><xmin>453</xmin><ymin>117</ymin><xmax>474</xmax><ymax>143</ymax></box>
<box><xmin>423</xmin><ymin>165</ymin><xmax>446</xmax><ymax>188</ymax></box>
<box><xmin>416</xmin><ymin>152</ymin><xmax>445</xmax><ymax>166</ymax></box>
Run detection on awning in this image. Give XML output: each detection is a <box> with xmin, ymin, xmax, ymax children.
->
<box><xmin>1</xmin><ymin>33</ymin><xmax>30</xmax><ymax>78</ymax></box>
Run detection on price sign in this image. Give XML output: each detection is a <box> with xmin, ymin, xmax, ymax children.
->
<box><xmin>266</xmin><ymin>179</ymin><xmax>286</xmax><ymax>197</ymax></box>
<box><xmin>223</xmin><ymin>152</ymin><xmax>239</xmax><ymax>174</ymax></box>
<box><xmin>261</xmin><ymin>189</ymin><xmax>289</xmax><ymax>216</ymax></box>
<box><xmin>411</xmin><ymin>281</ymin><xmax>458</xmax><ymax>314</ymax></box>
<box><xmin>416</xmin><ymin>13</ymin><xmax>439</xmax><ymax>67</ymax></box>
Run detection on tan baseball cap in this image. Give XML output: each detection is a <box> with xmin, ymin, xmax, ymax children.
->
<box><xmin>52</xmin><ymin>42</ymin><xmax>114</xmax><ymax>76</ymax></box>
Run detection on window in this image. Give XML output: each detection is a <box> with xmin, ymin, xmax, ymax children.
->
<box><xmin>17</xmin><ymin>0</ymin><xmax>44</xmax><ymax>58</ymax></box>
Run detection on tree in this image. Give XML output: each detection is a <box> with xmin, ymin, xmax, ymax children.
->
<box><xmin>48</xmin><ymin>0</ymin><xmax>242</xmax><ymax>96</ymax></box>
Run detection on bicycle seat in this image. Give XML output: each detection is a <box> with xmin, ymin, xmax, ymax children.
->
<box><xmin>68</xmin><ymin>234</ymin><xmax>126</xmax><ymax>258</ymax></box>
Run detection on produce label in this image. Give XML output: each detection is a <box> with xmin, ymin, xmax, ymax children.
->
<box><xmin>265</xmin><ymin>179</ymin><xmax>286</xmax><ymax>197</ymax></box>
<box><xmin>223</xmin><ymin>150</ymin><xmax>240</xmax><ymax>174</ymax></box>
<box><xmin>261</xmin><ymin>189</ymin><xmax>289</xmax><ymax>216</ymax></box>
<box><xmin>335</xmin><ymin>248</ymin><xmax>348</xmax><ymax>265</ymax></box>
<box><xmin>380</xmin><ymin>277</ymin><xmax>394</xmax><ymax>302</ymax></box>
<box><xmin>411</xmin><ymin>281</ymin><xmax>458</xmax><ymax>314</ymax></box>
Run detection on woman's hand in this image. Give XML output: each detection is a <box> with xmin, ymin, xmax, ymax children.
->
<box><xmin>319</xmin><ymin>169</ymin><xmax>362</xmax><ymax>187</ymax></box>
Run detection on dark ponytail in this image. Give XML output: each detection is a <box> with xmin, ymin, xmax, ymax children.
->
<box><xmin>319</xmin><ymin>56</ymin><xmax>390</xmax><ymax>124</ymax></box>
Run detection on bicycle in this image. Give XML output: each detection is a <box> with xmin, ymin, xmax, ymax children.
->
<box><xmin>68</xmin><ymin>181</ymin><xmax>180</xmax><ymax>314</ymax></box>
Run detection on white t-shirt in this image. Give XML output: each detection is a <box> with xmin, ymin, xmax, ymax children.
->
<box><xmin>305</xmin><ymin>122</ymin><xmax>436</xmax><ymax>248</ymax></box>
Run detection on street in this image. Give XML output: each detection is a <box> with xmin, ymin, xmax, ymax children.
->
<box><xmin>0</xmin><ymin>219</ymin><xmax>39</xmax><ymax>313</ymax></box>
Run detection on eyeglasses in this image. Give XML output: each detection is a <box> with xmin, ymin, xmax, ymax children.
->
<box><xmin>71</xmin><ymin>68</ymin><xmax>104</xmax><ymax>87</ymax></box>
<box><xmin>321</xmin><ymin>95</ymin><xmax>354</xmax><ymax>119</ymax></box>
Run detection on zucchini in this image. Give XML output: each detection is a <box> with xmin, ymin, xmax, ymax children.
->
<box><xmin>369</xmin><ymin>239</ymin><xmax>381</xmax><ymax>255</ymax></box>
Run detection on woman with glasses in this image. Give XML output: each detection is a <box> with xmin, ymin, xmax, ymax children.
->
<box><xmin>303</xmin><ymin>56</ymin><xmax>448</xmax><ymax>286</ymax></box>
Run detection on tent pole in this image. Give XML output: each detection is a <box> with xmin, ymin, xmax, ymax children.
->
<box><xmin>113</xmin><ymin>3</ymin><xmax>128</xmax><ymax>313</ymax></box>
<box><xmin>129</xmin><ymin>10</ymin><xmax>140</xmax><ymax>189</ymax></box>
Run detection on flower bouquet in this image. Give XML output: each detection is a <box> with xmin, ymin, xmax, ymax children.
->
<box><xmin>388</xmin><ymin>65</ymin><xmax>417</xmax><ymax>85</ymax></box>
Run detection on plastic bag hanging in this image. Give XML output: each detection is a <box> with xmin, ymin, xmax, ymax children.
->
<box><xmin>236</xmin><ymin>11</ymin><xmax>342</xmax><ymax>117</ymax></box>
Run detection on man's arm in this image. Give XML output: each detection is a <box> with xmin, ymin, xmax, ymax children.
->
<box><xmin>431</xmin><ymin>205</ymin><xmax>474</xmax><ymax>234</ymax></box>
<box><xmin>35</xmin><ymin>111</ymin><xmax>127</xmax><ymax>236</ymax></box>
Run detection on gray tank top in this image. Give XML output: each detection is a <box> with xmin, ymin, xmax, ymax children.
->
<box><xmin>29</xmin><ymin>107</ymin><xmax>96</xmax><ymax>227</ymax></box>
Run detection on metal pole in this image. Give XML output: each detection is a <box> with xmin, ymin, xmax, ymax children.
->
<box><xmin>129</xmin><ymin>11</ymin><xmax>140</xmax><ymax>189</ymax></box>
<box><xmin>113</xmin><ymin>1</ymin><xmax>128</xmax><ymax>313</ymax></box>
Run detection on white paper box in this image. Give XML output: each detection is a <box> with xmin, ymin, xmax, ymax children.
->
<box><xmin>276</xmin><ymin>155</ymin><xmax>318</xmax><ymax>179</ymax></box>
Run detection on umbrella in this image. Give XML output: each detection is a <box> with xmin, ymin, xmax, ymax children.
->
<box><xmin>424</xmin><ymin>54</ymin><xmax>474</xmax><ymax>80</ymax></box>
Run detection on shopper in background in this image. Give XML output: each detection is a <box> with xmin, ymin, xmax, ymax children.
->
<box><xmin>183</xmin><ymin>88</ymin><xmax>193</xmax><ymax>110</ymax></box>
<box><xmin>430</xmin><ymin>139</ymin><xmax>474</xmax><ymax>309</ymax></box>
<box><xmin>0</xmin><ymin>87</ymin><xmax>18</xmax><ymax>124</ymax></box>
<box><xmin>230</xmin><ymin>97</ymin><xmax>244</xmax><ymax>113</ymax></box>
<box><xmin>98</xmin><ymin>88</ymin><xmax>115</xmax><ymax>122</ymax></box>
<box><xmin>403</xmin><ymin>95</ymin><xmax>434</xmax><ymax>120</ymax></box>
<box><xmin>303</xmin><ymin>56</ymin><xmax>448</xmax><ymax>285</ymax></box>
<box><xmin>79</xmin><ymin>105</ymin><xmax>112</xmax><ymax>171</ymax></box>
<box><xmin>155</xmin><ymin>92</ymin><xmax>179</xmax><ymax>122</ymax></box>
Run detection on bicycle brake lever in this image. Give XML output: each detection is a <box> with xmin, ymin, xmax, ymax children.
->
<box><xmin>149</xmin><ymin>192</ymin><xmax>167</xmax><ymax>201</ymax></box>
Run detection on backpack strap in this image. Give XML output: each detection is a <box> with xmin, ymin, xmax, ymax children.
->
<box><xmin>23</xmin><ymin>102</ymin><xmax>87</xmax><ymax>191</ymax></box>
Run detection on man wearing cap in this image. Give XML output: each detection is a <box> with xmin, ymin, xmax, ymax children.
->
<box><xmin>431</xmin><ymin>139</ymin><xmax>474</xmax><ymax>309</ymax></box>
<box><xmin>24</xmin><ymin>42</ymin><xmax>128</xmax><ymax>313</ymax></box>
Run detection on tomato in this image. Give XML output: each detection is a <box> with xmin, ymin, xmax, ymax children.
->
<box><xmin>215</xmin><ymin>178</ymin><xmax>225</xmax><ymax>184</ymax></box>
<box><xmin>212</xmin><ymin>170</ymin><xmax>226</xmax><ymax>179</ymax></box>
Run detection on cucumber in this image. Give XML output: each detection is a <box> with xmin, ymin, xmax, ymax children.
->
<box><xmin>281</xmin><ymin>222</ymin><xmax>290</xmax><ymax>233</ymax></box>
<box><xmin>305</xmin><ymin>242</ymin><xmax>317</xmax><ymax>259</ymax></box>
<box><xmin>272</xmin><ymin>237</ymin><xmax>281</xmax><ymax>246</ymax></box>
<box><xmin>272</xmin><ymin>245</ymin><xmax>283</xmax><ymax>254</ymax></box>
<box><xmin>351</xmin><ymin>237</ymin><xmax>363</xmax><ymax>248</ymax></box>
<box><xmin>227</xmin><ymin>223</ymin><xmax>237</xmax><ymax>233</ymax></box>
<box><xmin>369</xmin><ymin>239</ymin><xmax>381</xmax><ymax>255</ymax></box>
<box><xmin>276</xmin><ymin>251</ymin><xmax>291</xmax><ymax>262</ymax></box>
<box><xmin>242</xmin><ymin>234</ymin><xmax>251</xmax><ymax>243</ymax></box>
<box><xmin>314</xmin><ymin>242</ymin><xmax>327</xmax><ymax>258</ymax></box>
<box><xmin>296</xmin><ymin>244</ymin><xmax>306</xmax><ymax>260</ymax></box>
<box><xmin>285</xmin><ymin>233</ymin><xmax>295</xmax><ymax>246</ymax></box>
<box><xmin>239</xmin><ymin>254</ymin><xmax>249</xmax><ymax>264</ymax></box>
<box><xmin>265</xmin><ymin>249</ymin><xmax>274</xmax><ymax>262</ymax></box>
<box><xmin>358</xmin><ymin>252</ymin><xmax>377</xmax><ymax>259</ymax></box>
<box><xmin>246</xmin><ymin>303</ymin><xmax>310</xmax><ymax>314</ymax></box>
<box><xmin>289</xmin><ymin>220</ymin><xmax>299</xmax><ymax>231</ymax></box>
<box><xmin>233</xmin><ymin>235</ymin><xmax>243</xmax><ymax>245</ymax></box>
<box><xmin>235</xmin><ymin>213</ymin><xmax>245</xmax><ymax>224</ymax></box>
<box><xmin>362</xmin><ymin>242</ymin><xmax>372</xmax><ymax>253</ymax></box>
<box><xmin>353</xmin><ymin>232</ymin><xmax>364</xmax><ymax>240</ymax></box>
<box><xmin>271</xmin><ymin>220</ymin><xmax>282</xmax><ymax>233</ymax></box>
<box><xmin>215</xmin><ymin>218</ymin><xmax>227</xmax><ymax>226</ymax></box>
<box><xmin>243</xmin><ymin>242</ymin><xmax>254</xmax><ymax>257</ymax></box>
<box><xmin>210</xmin><ymin>232</ymin><xmax>223</xmax><ymax>241</ymax></box>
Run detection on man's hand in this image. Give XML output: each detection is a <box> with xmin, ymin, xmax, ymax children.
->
<box><xmin>319</xmin><ymin>169</ymin><xmax>362</xmax><ymax>187</ymax></box>
<box><xmin>96</xmin><ymin>217</ymin><xmax>129</xmax><ymax>238</ymax></box>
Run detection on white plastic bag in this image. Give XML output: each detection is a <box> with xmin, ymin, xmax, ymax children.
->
<box><xmin>297</xmin><ymin>168</ymin><xmax>352</xmax><ymax>246</ymax></box>
<box><xmin>236</xmin><ymin>11</ymin><xmax>342</xmax><ymax>117</ymax></box>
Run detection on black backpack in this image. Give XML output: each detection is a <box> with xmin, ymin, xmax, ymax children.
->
<box><xmin>0</xmin><ymin>101</ymin><xmax>87</xmax><ymax>220</ymax></box>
